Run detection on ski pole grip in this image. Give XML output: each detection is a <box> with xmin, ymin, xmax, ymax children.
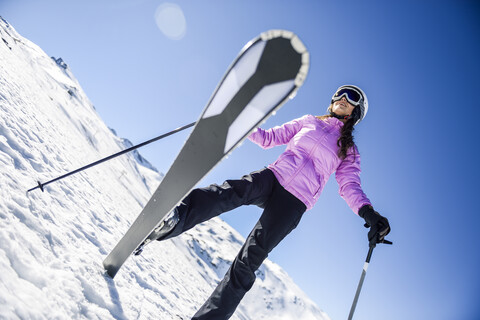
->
<box><xmin>370</xmin><ymin>236</ymin><xmax>393</xmax><ymax>248</ymax></box>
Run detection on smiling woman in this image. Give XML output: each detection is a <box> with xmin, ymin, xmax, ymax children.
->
<box><xmin>154</xmin><ymin>2</ymin><xmax>187</xmax><ymax>40</ymax></box>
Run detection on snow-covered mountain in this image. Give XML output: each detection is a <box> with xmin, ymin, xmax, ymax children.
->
<box><xmin>0</xmin><ymin>17</ymin><xmax>330</xmax><ymax>320</ymax></box>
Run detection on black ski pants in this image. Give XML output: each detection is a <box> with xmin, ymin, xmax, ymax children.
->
<box><xmin>162</xmin><ymin>168</ymin><xmax>307</xmax><ymax>320</ymax></box>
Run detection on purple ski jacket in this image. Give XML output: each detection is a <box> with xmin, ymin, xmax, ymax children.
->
<box><xmin>248</xmin><ymin>114</ymin><xmax>371</xmax><ymax>213</ymax></box>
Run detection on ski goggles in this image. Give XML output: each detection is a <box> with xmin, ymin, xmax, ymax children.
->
<box><xmin>332</xmin><ymin>88</ymin><xmax>362</xmax><ymax>106</ymax></box>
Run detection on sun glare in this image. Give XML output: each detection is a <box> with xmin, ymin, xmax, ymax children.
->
<box><xmin>154</xmin><ymin>3</ymin><xmax>187</xmax><ymax>40</ymax></box>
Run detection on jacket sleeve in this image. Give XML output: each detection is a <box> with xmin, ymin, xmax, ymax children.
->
<box><xmin>247</xmin><ymin>115</ymin><xmax>307</xmax><ymax>149</ymax></box>
<box><xmin>335</xmin><ymin>146</ymin><xmax>372</xmax><ymax>215</ymax></box>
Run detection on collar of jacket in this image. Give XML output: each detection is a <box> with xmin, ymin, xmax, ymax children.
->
<box><xmin>317</xmin><ymin>116</ymin><xmax>344</xmax><ymax>129</ymax></box>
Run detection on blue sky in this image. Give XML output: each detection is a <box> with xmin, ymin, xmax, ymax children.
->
<box><xmin>2</xmin><ymin>1</ymin><xmax>480</xmax><ymax>319</ymax></box>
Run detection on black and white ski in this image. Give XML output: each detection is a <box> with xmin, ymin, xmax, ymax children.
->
<box><xmin>103</xmin><ymin>30</ymin><xmax>310</xmax><ymax>278</ymax></box>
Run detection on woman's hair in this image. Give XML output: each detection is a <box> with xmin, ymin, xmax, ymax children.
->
<box><xmin>317</xmin><ymin>104</ymin><xmax>357</xmax><ymax>160</ymax></box>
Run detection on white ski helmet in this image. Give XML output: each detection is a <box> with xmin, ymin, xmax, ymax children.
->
<box><xmin>329</xmin><ymin>84</ymin><xmax>369</xmax><ymax>125</ymax></box>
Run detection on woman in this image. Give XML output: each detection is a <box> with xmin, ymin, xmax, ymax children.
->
<box><xmin>139</xmin><ymin>84</ymin><xmax>391</xmax><ymax>320</ymax></box>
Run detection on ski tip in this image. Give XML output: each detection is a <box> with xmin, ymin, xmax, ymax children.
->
<box><xmin>259</xmin><ymin>29</ymin><xmax>310</xmax><ymax>89</ymax></box>
<box><xmin>263</xmin><ymin>30</ymin><xmax>310</xmax><ymax>88</ymax></box>
<box><xmin>260</xmin><ymin>30</ymin><xmax>309</xmax><ymax>56</ymax></box>
<box><xmin>260</xmin><ymin>29</ymin><xmax>293</xmax><ymax>41</ymax></box>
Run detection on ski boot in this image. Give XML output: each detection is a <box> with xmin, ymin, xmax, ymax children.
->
<box><xmin>133</xmin><ymin>209</ymin><xmax>180</xmax><ymax>256</ymax></box>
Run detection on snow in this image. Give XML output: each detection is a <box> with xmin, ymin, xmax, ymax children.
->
<box><xmin>0</xmin><ymin>16</ymin><xmax>330</xmax><ymax>320</ymax></box>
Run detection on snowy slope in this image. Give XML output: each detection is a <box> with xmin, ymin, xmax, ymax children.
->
<box><xmin>0</xmin><ymin>17</ymin><xmax>330</xmax><ymax>320</ymax></box>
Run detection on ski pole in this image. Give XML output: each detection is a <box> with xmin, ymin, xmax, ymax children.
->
<box><xmin>348</xmin><ymin>240</ymin><xmax>392</xmax><ymax>320</ymax></box>
<box><xmin>27</xmin><ymin>121</ymin><xmax>196</xmax><ymax>193</ymax></box>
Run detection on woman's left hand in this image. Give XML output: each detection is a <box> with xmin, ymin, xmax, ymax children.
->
<box><xmin>358</xmin><ymin>205</ymin><xmax>391</xmax><ymax>247</ymax></box>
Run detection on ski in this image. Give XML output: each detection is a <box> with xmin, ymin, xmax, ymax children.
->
<box><xmin>103</xmin><ymin>29</ymin><xmax>310</xmax><ymax>278</ymax></box>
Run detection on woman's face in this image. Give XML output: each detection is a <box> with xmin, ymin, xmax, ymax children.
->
<box><xmin>331</xmin><ymin>96</ymin><xmax>355</xmax><ymax>117</ymax></box>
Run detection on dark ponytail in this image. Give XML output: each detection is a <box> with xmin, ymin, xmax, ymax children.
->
<box><xmin>337</xmin><ymin>117</ymin><xmax>356</xmax><ymax>160</ymax></box>
<box><xmin>318</xmin><ymin>104</ymin><xmax>358</xmax><ymax>160</ymax></box>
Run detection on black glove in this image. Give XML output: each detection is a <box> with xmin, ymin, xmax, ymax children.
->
<box><xmin>358</xmin><ymin>205</ymin><xmax>391</xmax><ymax>247</ymax></box>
